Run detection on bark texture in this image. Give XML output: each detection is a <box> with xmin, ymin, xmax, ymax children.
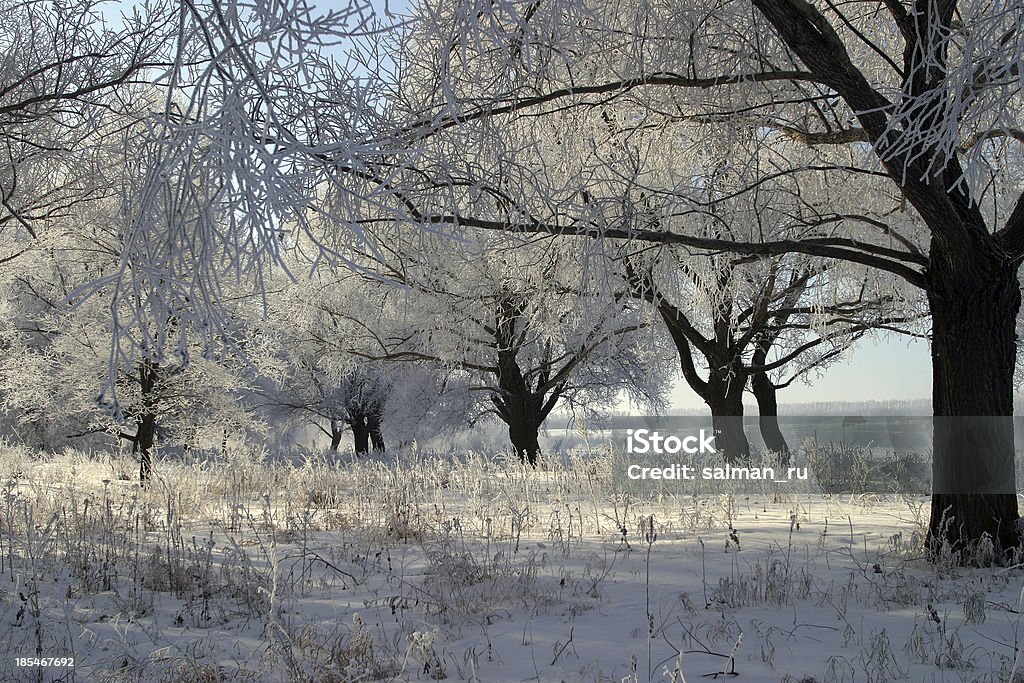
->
<box><xmin>926</xmin><ymin>238</ymin><xmax>1021</xmax><ymax>556</ymax></box>
<box><xmin>751</xmin><ymin>0</ymin><xmax>1022</xmax><ymax>560</ymax></box>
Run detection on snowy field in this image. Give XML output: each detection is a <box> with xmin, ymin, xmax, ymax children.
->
<box><xmin>1</xmin><ymin>443</ymin><xmax>1022</xmax><ymax>682</ymax></box>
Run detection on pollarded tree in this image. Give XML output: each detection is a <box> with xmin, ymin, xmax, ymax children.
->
<box><xmin>380</xmin><ymin>0</ymin><xmax>1023</xmax><ymax>558</ymax></box>
<box><xmin>334</xmin><ymin>365</ymin><xmax>389</xmax><ymax>453</ymax></box>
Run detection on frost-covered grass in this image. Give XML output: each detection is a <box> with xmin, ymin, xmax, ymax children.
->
<box><xmin>0</xmin><ymin>442</ymin><xmax>1023</xmax><ymax>682</ymax></box>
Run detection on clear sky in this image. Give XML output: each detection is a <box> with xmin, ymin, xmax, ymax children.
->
<box><xmin>669</xmin><ymin>334</ymin><xmax>932</xmax><ymax>411</ymax></box>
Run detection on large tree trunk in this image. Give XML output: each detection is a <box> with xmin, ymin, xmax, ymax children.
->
<box><xmin>927</xmin><ymin>240</ymin><xmax>1021</xmax><ymax>559</ymax></box>
<box><xmin>494</xmin><ymin>379</ymin><xmax>545</xmax><ymax>465</ymax></box>
<box><xmin>492</xmin><ymin>322</ymin><xmax>547</xmax><ymax>466</ymax></box>
<box><xmin>749</xmin><ymin>0</ymin><xmax>1021</xmax><ymax>565</ymax></box>
<box><xmin>751</xmin><ymin>370</ymin><xmax>790</xmax><ymax>465</ymax></box>
<box><xmin>506</xmin><ymin>409</ymin><xmax>542</xmax><ymax>466</ymax></box>
<box><xmin>705</xmin><ymin>369</ymin><xmax>750</xmax><ymax>463</ymax></box>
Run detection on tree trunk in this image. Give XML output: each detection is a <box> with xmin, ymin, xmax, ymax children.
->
<box><xmin>749</xmin><ymin>0</ymin><xmax>1021</xmax><ymax>564</ymax></box>
<box><xmin>705</xmin><ymin>370</ymin><xmax>750</xmax><ymax>463</ymax></box>
<box><xmin>507</xmin><ymin>412</ymin><xmax>542</xmax><ymax>466</ymax></box>
<box><xmin>658</xmin><ymin>304</ymin><xmax>750</xmax><ymax>463</ymax></box>
<box><xmin>350</xmin><ymin>415</ymin><xmax>370</xmax><ymax>455</ymax></box>
<box><xmin>329</xmin><ymin>419</ymin><xmax>344</xmax><ymax>452</ymax></box>
<box><xmin>137</xmin><ymin>358</ymin><xmax>159</xmax><ymax>483</ymax></box>
<box><xmin>136</xmin><ymin>411</ymin><xmax>156</xmax><ymax>483</ymax></box>
<box><xmin>492</xmin><ymin>322</ymin><xmax>546</xmax><ymax>466</ymax></box>
<box><xmin>751</xmin><ymin>371</ymin><xmax>790</xmax><ymax>465</ymax></box>
<box><xmin>927</xmin><ymin>240</ymin><xmax>1021</xmax><ymax>560</ymax></box>
<box><xmin>495</xmin><ymin>385</ymin><xmax>546</xmax><ymax>466</ymax></box>
<box><xmin>368</xmin><ymin>411</ymin><xmax>386</xmax><ymax>452</ymax></box>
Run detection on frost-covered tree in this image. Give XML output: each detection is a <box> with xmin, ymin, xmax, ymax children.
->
<box><xmin>0</xmin><ymin>186</ymin><xmax>264</xmax><ymax>480</ymax></box>
<box><xmin>254</xmin><ymin>268</ymin><xmax>474</xmax><ymax>454</ymax></box>
<box><xmin>0</xmin><ymin>2</ymin><xmax>185</xmax><ymax>470</ymax></box>
<box><xmin>337</xmin><ymin>229</ymin><xmax>672</xmax><ymax>465</ymax></box>
<box><xmin>0</xmin><ymin>104</ymin><xmax>272</xmax><ymax>479</ymax></box>
<box><xmin>618</xmin><ymin>133</ymin><xmax>924</xmax><ymax>463</ymax></box>
<box><xmin>628</xmin><ymin>248</ymin><xmax>912</xmax><ymax>463</ymax></box>
<box><xmin>378</xmin><ymin>0</ymin><xmax>1024</xmax><ymax>558</ymax></box>
<box><xmin>267</xmin><ymin>356</ymin><xmax>390</xmax><ymax>454</ymax></box>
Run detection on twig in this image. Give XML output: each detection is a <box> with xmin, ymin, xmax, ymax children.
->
<box><xmin>550</xmin><ymin>627</ymin><xmax>574</xmax><ymax>665</ymax></box>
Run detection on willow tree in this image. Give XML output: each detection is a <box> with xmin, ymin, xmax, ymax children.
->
<box><xmin>332</xmin><ymin>229</ymin><xmax>672</xmax><ymax>465</ymax></box>
<box><xmin>616</xmin><ymin>132</ymin><xmax>922</xmax><ymax>463</ymax></box>
<box><xmin>374</xmin><ymin>0</ymin><xmax>1023</xmax><ymax>559</ymax></box>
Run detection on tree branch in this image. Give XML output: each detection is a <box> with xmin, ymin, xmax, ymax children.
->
<box><xmin>430</xmin><ymin>214</ymin><xmax>927</xmax><ymax>288</ymax></box>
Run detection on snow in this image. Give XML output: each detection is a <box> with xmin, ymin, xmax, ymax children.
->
<box><xmin>0</xmin><ymin>444</ymin><xmax>1022</xmax><ymax>682</ymax></box>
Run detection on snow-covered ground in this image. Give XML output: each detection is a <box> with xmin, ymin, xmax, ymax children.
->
<box><xmin>0</xmin><ymin>444</ymin><xmax>1022</xmax><ymax>682</ymax></box>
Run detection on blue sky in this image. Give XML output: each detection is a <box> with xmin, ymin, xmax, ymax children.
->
<box><xmin>669</xmin><ymin>334</ymin><xmax>932</xmax><ymax>411</ymax></box>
